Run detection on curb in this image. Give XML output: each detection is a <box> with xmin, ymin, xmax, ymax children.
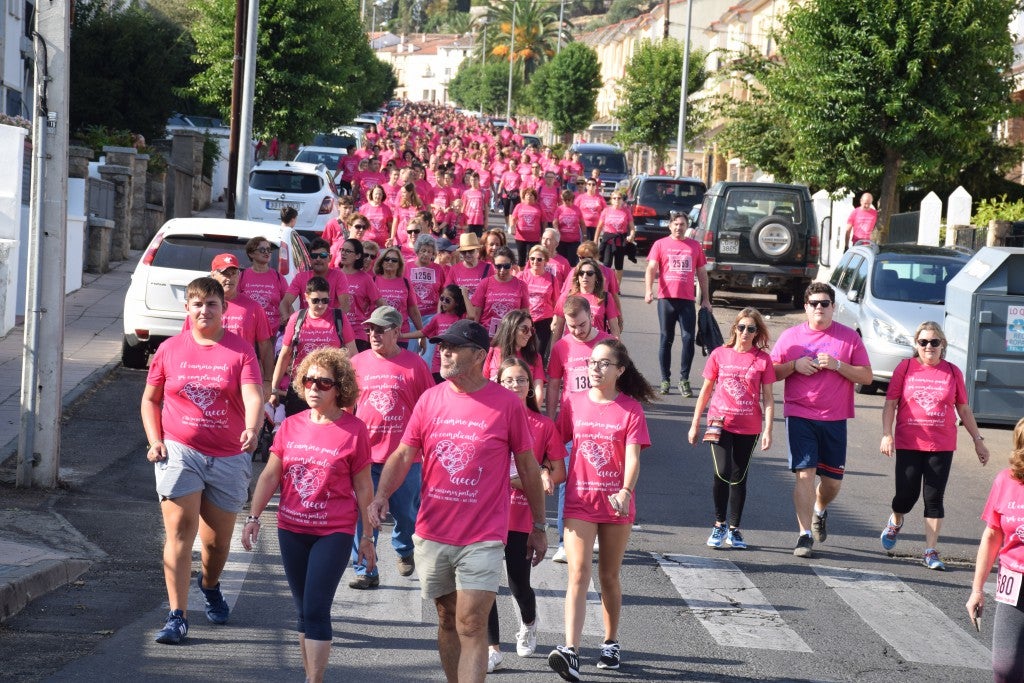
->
<box><xmin>0</xmin><ymin>557</ymin><xmax>92</xmax><ymax>622</ymax></box>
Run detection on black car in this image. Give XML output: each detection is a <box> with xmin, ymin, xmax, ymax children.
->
<box><xmin>625</xmin><ymin>175</ymin><xmax>707</xmax><ymax>252</ymax></box>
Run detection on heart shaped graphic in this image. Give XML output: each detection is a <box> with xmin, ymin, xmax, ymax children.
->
<box><xmin>1016</xmin><ymin>525</ymin><xmax>1024</xmax><ymax>543</ymax></box>
<box><xmin>721</xmin><ymin>376</ymin><xmax>747</xmax><ymax>400</ymax></box>
<box><xmin>911</xmin><ymin>389</ymin><xmax>940</xmax><ymax>413</ymax></box>
<box><xmin>435</xmin><ymin>439</ymin><xmax>473</xmax><ymax>477</ymax></box>
<box><xmin>300</xmin><ymin>342</ymin><xmax>321</xmax><ymax>358</ymax></box>
<box><xmin>383</xmin><ymin>293</ymin><xmax>403</xmax><ymax>310</ymax></box>
<box><xmin>491</xmin><ymin>301</ymin><xmax>513</xmax><ymax>320</ymax></box>
<box><xmin>367</xmin><ymin>390</ymin><xmax>396</xmax><ymax>416</ymax></box>
<box><xmin>289</xmin><ymin>463</ymin><xmax>325</xmax><ymax>500</ymax></box>
<box><xmin>247</xmin><ymin>290</ymin><xmax>270</xmax><ymax>308</ymax></box>
<box><xmin>414</xmin><ymin>283</ymin><xmax>431</xmax><ymax>302</ymax></box>
<box><xmin>180</xmin><ymin>382</ymin><xmax>218</xmax><ymax>413</ymax></box>
<box><xmin>578</xmin><ymin>440</ymin><xmax>613</xmax><ymax>471</ymax></box>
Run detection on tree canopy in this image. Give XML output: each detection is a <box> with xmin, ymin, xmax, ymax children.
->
<box><xmin>447</xmin><ymin>60</ymin><xmax>522</xmax><ymax>115</ymax></box>
<box><xmin>527</xmin><ymin>42</ymin><xmax>601</xmax><ymax>142</ymax></box>
<box><xmin>614</xmin><ymin>39</ymin><xmax>708</xmax><ymax>167</ymax></box>
<box><xmin>485</xmin><ymin>0</ymin><xmax>565</xmax><ymax>81</ymax></box>
<box><xmin>715</xmin><ymin>0</ymin><xmax>1022</xmax><ymax>237</ymax></box>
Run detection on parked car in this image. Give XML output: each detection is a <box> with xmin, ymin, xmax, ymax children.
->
<box><xmin>313</xmin><ymin>125</ymin><xmax>364</xmax><ymax>151</ymax></box>
<box><xmin>625</xmin><ymin>174</ymin><xmax>707</xmax><ymax>252</ymax></box>
<box><xmin>695</xmin><ymin>181</ymin><xmax>820</xmax><ymax>307</ymax></box>
<box><xmin>121</xmin><ymin>217</ymin><xmax>311</xmax><ymax>369</ymax></box>
<box><xmin>521</xmin><ymin>134</ymin><xmax>542</xmax><ymax>149</ymax></box>
<box><xmin>294</xmin><ymin>146</ymin><xmax>346</xmax><ymax>172</ymax></box>
<box><xmin>247</xmin><ymin>160</ymin><xmax>339</xmax><ymax>242</ymax></box>
<box><xmin>829</xmin><ymin>242</ymin><xmax>970</xmax><ymax>393</ymax></box>
<box><xmin>570</xmin><ymin>143</ymin><xmax>630</xmax><ymax>197</ymax></box>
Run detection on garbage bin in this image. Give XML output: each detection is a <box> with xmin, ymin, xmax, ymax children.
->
<box><xmin>945</xmin><ymin>247</ymin><xmax>1024</xmax><ymax>425</ymax></box>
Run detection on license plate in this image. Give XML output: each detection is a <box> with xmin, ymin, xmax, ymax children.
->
<box><xmin>659</xmin><ymin>219</ymin><xmax>669</xmax><ymax>227</ymax></box>
<box><xmin>266</xmin><ymin>200</ymin><xmax>299</xmax><ymax>210</ymax></box>
<box><xmin>720</xmin><ymin>238</ymin><xmax>739</xmax><ymax>254</ymax></box>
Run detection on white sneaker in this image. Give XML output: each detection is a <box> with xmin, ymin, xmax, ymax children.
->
<box><xmin>515</xmin><ymin>619</ymin><xmax>538</xmax><ymax>657</ymax></box>
<box><xmin>487</xmin><ymin>648</ymin><xmax>504</xmax><ymax>673</ymax></box>
<box><xmin>552</xmin><ymin>545</ymin><xmax>567</xmax><ymax>563</ymax></box>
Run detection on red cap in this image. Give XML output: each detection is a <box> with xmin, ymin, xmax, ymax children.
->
<box><xmin>211</xmin><ymin>253</ymin><xmax>240</xmax><ymax>272</ymax></box>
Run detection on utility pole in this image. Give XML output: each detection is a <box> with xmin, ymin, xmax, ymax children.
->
<box><xmin>234</xmin><ymin>0</ymin><xmax>259</xmax><ymax>220</ymax></box>
<box><xmin>663</xmin><ymin>0</ymin><xmax>670</xmax><ymax>39</ymax></box>
<box><xmin>674</xmin><ymin>0</ymin><xmax>693</xmax><ymax>179</ymax></box>
<box><xmin>18</xmin><ymin>0</ymin><xmax>69</xmax><ymax>488</ymax></box>
<box><xmin>506</xmin><ymin>1</ymin><xmax>516</xmax><ymax>121</ymax></box>
<box><xmin>225</xmin><ymin>0</ymin><xmax>247</xmax><ymax>218</ymax></box>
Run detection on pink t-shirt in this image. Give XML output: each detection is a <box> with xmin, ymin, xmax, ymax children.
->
<box><xmin>508</xmin><ymin>411</ymin><xmax>565</xmax><ymax>533</ymax></box>
<box><xmin>511</xmin><ymin>203</ymin><xmax>544</xmax><ymax>242</ymax></box>
<box><xmin>886</xmin><ymin>358</ymin><xmax>967</xmax><ymax>451</ymax></box>
<box><xmin>547</xmin><ymin>330</ymin><xmax>613</xmax><ymax>405</ymax></box>
<box><xmin>461</xmin><ymin>188</ymin><xmax>489</xmax><ymax>225</ymax></box>
<box><xmin>648</xmin><ymin>236</ymin><xmax>706</xmax><ymax>301</ymax></box>
<box><xmin>147</xmin><ymin>331</ymin><xmax>262</xmax><ymax>456</ymax></box>
<box><xmin>483</xmin><ymin>347</ymin><xmax>546</xmax><ymax>383</ymax></box>
<box><xmin>848</xmin><ymin>207</ymin><xmax>878</xmax><ymax>242</ymax></box>
<box><xmin>770</xmin><ymin>321</ymin><xmax>870</xmax><ymax>421</ymax></box>
<box><xmin>555</xmin><ymin>290</ymin><xmax>619</xmax><ymax>336</ymax></box>
<box><xmin>471</xmin><ymin>277</ymin><xmax>531</xmax><ymax>337</ymax></box>
<box><xmin>560</xmin><ymin>392</ymin><xmax>650</xmax><ymax>524</ymax></box>
<box><xmin>517</xmin><ymin>269</ymin><xmax>559</xmax><ymax>321</ymax></box>
<box><xmin>574</xmin><ymin>193</ymin><xmax>607</xmax><ymax>227</ymax></box>
<box><xmin>500</xmin><ymin>170</ymin><xmax>521</xmax><ymax>193</ymax></box>
<box><xmin>401</xmin><ymin>381</ymin><xmax>533</xmax><ymax>545</ymax></box>
<box><xmin>546</xmin><ymin>255</ymin><xmax>571</xmax><ymax>288</ymax></box>
<box><xmin>271</xmin><ymin>411</ymin><xmax>372</xmax><ymax>535</ymax></box>
<box><xmin>352</xmin><ymin>348</ymin><xmax>434</xmax><ymax>463</ymax></box>
<box><xmin>421</xmin><ymin>312</ymin><xmax>463</xmax><ymax>373</ymax></box>
<box><xmin>238</xmin><ymin>269</ymin><xmax>287</xmax><ymax>330</ymax></box>
<box><xmin>599</xmin><ymin>206</ymin><xmax>631</xmax><ymax>235</ymax></box>
<box><xmin>555</xmin><ymin>205</ymin><xmax>584</xmax><ymax>243</ymax></box>
<box><xmin>374</xmin><ymin>275</ymin><xmax>419</xmax><ymax>333</ymax></box>
<box><xmin>703</xmin><ymin>346</ymin><xmax>776</xmax><ymax>435</ymax></box>
<box><xmin>287</xmin><ymin>269</ymin><xmax>350</xmax><ymax>311</ymax></box>
<box><xmin>343</xmin><ymin>270</ymin><xmax>381</xmax><ymax>343</ymax></box>
<box><xmin>358</xmin><ymin>203</ymin><xmax>393</xmax><ymax>247</ymax></box>
<box><xmin>981</xmin><ymin>468</ymin><xmax>1024</xmax><ymax>572</ymax></box>
<box><xmin>406</xmin><ymin>262</ymin><xmax>446</xmax><ymax>316</ymax></box>
<box><xmin>281</xmin><ymin>309</ymin><xmax>352</xmax><ymax>370</ymax></box>
<box><xmin>538</xmin><ymin>185</ymin><xmax>561</xmax><ymax>222</ymax></box>
<box><xmin>445</xmin><ymin>261</ymin><xmax>490</xmax><ymax>301</ymax></box>
<box><xmin>181</xmin><ymin>294</ymin><xmax>271</xmax><ymax>348</ymax></box>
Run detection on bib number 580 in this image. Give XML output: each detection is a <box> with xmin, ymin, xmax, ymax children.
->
<box><xmin>995</xmin><ymin>566</ymin><xmax>1022</xmax><ymax>606</ymax></box>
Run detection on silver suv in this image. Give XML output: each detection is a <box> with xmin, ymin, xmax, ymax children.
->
<box><xmin>247</xmin><ymin>160</ymin><xmax>339</xmax><ymax>241</ymax></box>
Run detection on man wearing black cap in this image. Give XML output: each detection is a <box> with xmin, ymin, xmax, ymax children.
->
<box><xmin>368</xmin><ymin>319</ymin><xmax>548</xmax><ymax>683</ymax></box>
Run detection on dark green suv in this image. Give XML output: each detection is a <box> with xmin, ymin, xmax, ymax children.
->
<box><xmin>696</xmin><ymin>181</ymin><xmax>819</xmax><ymax>307</ymax></box>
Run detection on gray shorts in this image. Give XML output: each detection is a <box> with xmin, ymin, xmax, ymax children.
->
<box><xmin>413</xmin><ymin>534</ymin><xmax>504</xmax><ymax>600</ymax></box>
<box><xmin>154</xmin><ymin>440</ymin><xmax>252</xmax><ymax>513</ymax></box>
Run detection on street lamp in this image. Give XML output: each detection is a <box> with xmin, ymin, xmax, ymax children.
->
<box><xmin>674</xmin><ymin>0</ymin><xmax>694</xmax><ymax>179</ymax></box>
<box><xmin>557</xmin><ymin>0</ymin><xmax>565</xmax><ymax>54</ymax></box>
<box><xmin>506</xmin><ymin>1</ymin><xmax>516</xmax><ymax>121</ymax></box>
<box><xmin>479</xmin><ymin>17</ymin><xmax>489</xmax><ymax>115</ymax></box>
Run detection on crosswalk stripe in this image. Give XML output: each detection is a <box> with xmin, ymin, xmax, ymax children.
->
<box><xmin>528</xmin><ymin>550</ymin><xmax>605</xmax><ymax>637</ymax></box>
<box><xmin>656</xmin><ymin>553</ymin><xmax>812</xmax><ymax>653</ymax></box>
<box><xmin>812</xmin><ymin>565</ymin><xmax>990</xmax><ymax>669</ymax></box>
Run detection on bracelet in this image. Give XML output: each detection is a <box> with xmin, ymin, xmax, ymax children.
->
<box><xmin>621</xmin><ymin>485</ymin><xmax>634</xmax><ymax>495</ymax></box>
<box><xmin>532</xmin><ymin>522</ymin><xmax>547</xmax><ymax>532</ymax></box>
<box><xmin>974</xmin><ymin>435</ymin><xmax>985</xmax><ymax>441</ymax></box>
<box><xmin>835</xmin><ymin>360</ymin><xmax>842</xmax><ymax>372</ymax></box>
<box><xmin>246</xmin><ymin>515</ymin><xmax>261</xmax><ymax>525</ymax></box>
<box><xmin>360</xmin><ymin>535</ymin><xmax>374</xmax><ymax>542</ymax></box>
<box><xmin>244</xmin><ymin>426</ymin><xmax>259</xmax><ymax>431</ymax></box>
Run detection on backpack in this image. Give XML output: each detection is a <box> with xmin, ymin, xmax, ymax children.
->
<box><xmin>288</xmin><ymin>308</ymin><xmax>348</xmax><ymax>376</ymax></box>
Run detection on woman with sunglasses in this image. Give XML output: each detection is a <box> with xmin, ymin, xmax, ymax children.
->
<box><xmin>555</xmin><ymin>190</ymin><xmax>584</xmax><ymax>266</ymax></box>
<box><xmin>878</xmin><ymin>321</ymin><xmax>989</xmax><ymax>570</ymax></box>
<box><xmin>372</xmin><ymin>246</ymin><xmax>422</xmax><ymax>336</ymax></box>
<box><xmin>445</xmin><ymin>232</ymin><xmax>491</xmax><ymax>302</ymax></box>
<box><xmin>358</xmin><ymin>187</ymin><xmax>392</xmax><ymax>248</ymax></box>
<box><xmin>360</xmin><ymin>240</ymin><xmax>379</xmax><ymax>274</ymax></box>
<box><xmin>552</xmin><ymin>258</ymin><xmax>621</xmax><ymax>340</ymax></box>
<box><xmin>487</xmin><ymin>358</ymin><xmax>566</xmax><ymax>673</ymax></box>
<box><xmin>388</xmin><ymin>182</ymin><xmax>423</xmax><ymax>252</ymax></box>
<box><xmin>468</xmin><ymin>246</ymin><xmax>530</xmax><ymax>339</ymax></box>
<box><xmin>548</xmin><ymin>339</ymin><xmax>653</xmax><ymax>679</ymax></box>
<box><xmin>687</xmin><ymin>308</ymin><xmax>775</xmax><ymax>550</ymax></box>
<box><xmin>573</xmin><ymin>178</ymin><xmax>607</xmax><ymax>243</ymax></box>
<box><xmin>401</xmin><ymin>284</ymin><xmax>466</xmax><ymax>383</ymax></box>
<box><xmin>239</xmin><ymin>235</ymin><xmax>287</xmax><ymax>331</ymax></box>
<box><xmin>517</xmin><ymin>245</ymin><xmax>559</xmax><ymax>360</ymax></box>
<box><xmin>484</xmin><ymin>309</ymin><xmax>546</xmax><ymax>404</ymax></box>
<box><xmin>338</xmin><ymin>239</ymin><xmax>385</xmax><ymax>353</ymax></box>
<box><xmin>244</xmin><ymin>347</ymin><xmax>376</xmax><ymax>683</ymax></box>
<box><xmin>271</xmin><ymin>276</ymin><xmax>358</xmax><ymax>416</ymax></box>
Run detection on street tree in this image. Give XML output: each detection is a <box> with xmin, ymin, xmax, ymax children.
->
<box><xmin>527</xmin><ymin>42</ymin><xmax>601</xmax><ymax>144</ymax></box>
<box><xmin>614</xmin><ymin>39</ymin><xmax>708</xmax><ymax>169</ymax></box>
<box><xmin>189</xmin><ymin>0</ymin><xmax>390</xmax><ymax>145</ymax></box>
<box><xmin>715</xmin><ymin>0</ymin><xmax>1022</xmax><ymax>239</ymax></box>
<box><xmin>448</xmin><ymin>60</ymin><xmax>522</xmax><ymax>115</ymax></box>
<box><xmin>487</xmin><ymin>0</ymin><xmax>564</xmax><ymax>81</ymax></box>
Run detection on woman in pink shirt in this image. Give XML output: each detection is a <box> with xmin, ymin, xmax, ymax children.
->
<box><xmin>687</xmin><ymin>308</ymin><xmax>776</xmax><ymax>550</ymax></box>
<box><xmin>517</xmin><ymin>245</ymin><xmax>559</xmax><ymax>360</ymax></box>
<box><xmin>552</xmin><ymin>258</ymin><xmax>621</xmax><ymax>339</ymax></box>
<box><xmin>554</xmin><ymin>190</ymin><xmax>584</xmax><ymax>266</ymax></box>
<box><xmin>460</xmin><ymin>171</ymin><xmax>489</xmax><ymax>237</ymax></box>
<box><xmin>244</xmin><ymin>347</ymin><xmax>376</xmax><ymax>683</ymax></box>
<box><xmin>878</xmin><ymin>321</ymin><xmax>990</xmax><ymax>570</ymax></box>
<box><xmin>573</xmin><ymin>178</ymin><xmax>606</xmax><ymax>242</ymax></box>
<box><xmin>510</xmin><ymin>187</ymin><xmax>545</xmax><ymax>268</ymax></box>
<box><xmin>402</xmin><ymin>283</ymin><xmax>466</xmax><ymax>383</ymax></box>
<box><xmin>593</xmin><ymin>191</ymin><xmax>636</xmax><ymax>286</ymax></box>
<box><xmin>358</xmin><ymin>186</ymin><xmax>393</xmax><ymax>247</ymax></box>
<box><xmin>373</xmin><ymin>247</ymin><xmax>423</xmax><ymax>335</ymax></box>
<box><xmin>339</xmin><ymin>238</ymin><xmax>385</xmax><ymax>352</ymax></box>
<box><xmin>388</xmin><ymin>183</ymin><xmax>422</xmax><ymax>252</ymax></box>
<box><xmin>548</xmin><ymin>338</ymin><xmax>653</xmax><ymax>677</ymax></box>
<box><xmin>468</xmin><ymin>246</ymin><xmax>530</xmax><ymax>339</ymax></box>
<box><xmin>483</xmin><ymin>309</ymin><xmax>546</xmax><ymax>403</ymax></box>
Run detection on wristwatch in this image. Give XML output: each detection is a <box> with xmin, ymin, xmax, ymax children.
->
<box><xmin>532</xmin><ymin>522</ymin><xmax>546</xmax><ymax>532</ymax></box>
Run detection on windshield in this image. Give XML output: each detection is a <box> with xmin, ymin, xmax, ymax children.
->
<box><xmin>870</xmin><ymin>256</ymin><xmax>966</xmax><ymax>304</ymax></box>
<box><xmin>295</xmin><ymin>150</ymin><xmax>344</xmax><ymax>168</ymax></box>
<box><xmin>151</xmin><ymin>235</ymin><xmax>280</xmax><ymax>271</ymax></box>
<box><xmin>250</xmin><ymin>170</ymin><xmax>323</xmax><ymax>194</ymax></box>
<box><xmin>578</xmin><ymin>152</ymin><xmax>627</xmax><ymax>175</ymax></box>
<box><xmin>638</xmin><ymin>181</ymin><xmax>704</xmax><ymax>209</ymax></box>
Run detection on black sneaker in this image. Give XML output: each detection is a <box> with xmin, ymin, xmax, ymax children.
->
<box><xmin>597</xmin><ymin>639</ymin><xmax>620</xmax><ymax>669</ymax></box>
<box><xmin>154</xmin><ymin>609</ymin><xmax>189</xmax><ymax>644</ymax></box>
<box><xmin>812</xmin><ymin>510</ymin><xmax>828</xmax><ymax>543</ymax></box>
<box><xmin>197</xmin><ymin>572</ymin><xmax>229</xmax><ymax>624</ymax></box>
<box><xmin>793</xmin><ymin>534</ymin><xmax>814</xmax><ymax>558</ymax></box>
<box><xmin>548</xmin><ymin>645</ymin><xmax>580</xmax><ymax>682</ymax></box>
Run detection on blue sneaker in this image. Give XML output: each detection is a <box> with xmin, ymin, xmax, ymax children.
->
<box><xmin>155</xmin><ymin>609</ymin><xmax>188</xmax><ymax>644</ymax></box>
<box><xmin>197</xmin><ymin>572</ymin><xmax>230</xmax><ymax>624</ymax></box>
<box><xmin>706</xmin><ymin>524</ymin><xmax>727</xmax><ymax>548</ymax></box>
<box><xmin>726</xmin><ymin>528</ymin><xmax>747</xmax><ymax>549</ymax></box>
<box><xmin>880</xmin><ymin>515</ymin><xmax>902</xmax><ymax>551</ymax></box>
<box><xmin>923</xmin><ymin>548</ymin><xmax>946</xmax><ymax>571</ymax></box>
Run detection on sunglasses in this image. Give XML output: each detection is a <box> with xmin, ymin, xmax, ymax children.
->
<box><xmin>578</xmin><ymin>270</ymin><xmax>597</xmax><ymax>277</ymax></box>
<box><xmin>302</xmin><ymin>376</ymin><xmax>336</xmax><ymax>391</ymax></box>
<box><xmin>308</xmin><ymin>297</ymin><xmax>330</xmax><ymax>305</ymax></box>
<box><xmin>311</xmin><ymin>252</ymin><xmax>330</xmax><ymax>260</ymax></box>
<box><xmin>500</xmin><ymin>377</ymin><xmax>530</xmax><ymax>387</ymax></box>
<box><xmin>460</xmin><ymin>251</ymin><xmax>477</xmax><ymax>258</ymax></box>
<box><xmin>917</xmin><ymin>338</ymin><xmax>942</xmax><ymax>348</ymax></box>
<box><xmin>806</xmin><ymin>299</ymin><xmax>832</xmax><ymax>308</ymax></box>
<box><xmin>493</xmin><ymin>262</ymin><xmax>513</xmax><ymax>270</ymax></box>
<box><xmin>439</xmin><ymin>296</ymin><xmax>454</xmax><ymax>304</ymax></box>
<box><xmin>736</xmin><ymin>324</ymin><xmax>757</xmax><ymax>334</ymax></box>
<box><xmin>253</xmin><ymin>247</ymin><xmax>272</xmax><ymax>254</ymax></box>
<box><xmin>340</xmin><ymin>248</ymin><xmax>356</xmax><ymax>254</ymax></box>
<box><xmin>352</xmin><ymin>224</ymin><xmax>368</xmax><ymax>230</ymax></box>
<box><xmin>528</xmin><ymin>256</ymin><xmax>546</xmax><ymax>263</ymax></box>
<box><xmin>364</xmin><ymin>324</ymin><xmax>394</xmax><ymax>335</ymax></box>
<box><xmin>407</xmin><ymin>229</ymin><xmax>421</xmax><ymax>235</ymax></box>
<box><xmin>517</xmin><ymin>325</ymin><xmax>534</xmax><ymax>334</ymax></box>
<box><xmin>382</xmin><ymin>257</ymin><xmax>401</xmax><ymax>263</ymax></box>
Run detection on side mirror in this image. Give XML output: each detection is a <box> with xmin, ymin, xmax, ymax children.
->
<box><xmin>848</xmin><ymin>290</ymin><xmax>859</xmax><ymax>303</ymax></box>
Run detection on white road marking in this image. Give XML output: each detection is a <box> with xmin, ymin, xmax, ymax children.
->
<box><xmin>812</xmin><ymin>565</ymin><xmax>990</xmax><ymax>669</ymax></box>
<box><xmin>528</xmin><ymin>549</ymin><xmax>605</xmax><ymax>637</ymax></box>
<box><xmin>656</xmin><ymin>553</ymin><xmax>812</xmax><ymax>652</ymax></box>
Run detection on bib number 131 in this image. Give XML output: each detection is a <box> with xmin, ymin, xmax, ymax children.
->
<box><xmin>995</xmin><ymin>565</ymin><xmax>1022</xmax><ymax>606</ymax></box>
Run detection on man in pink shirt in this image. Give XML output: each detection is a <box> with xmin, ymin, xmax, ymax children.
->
<box><xmin>367</xmin><ymin>320</ymin><xmax>548</xmax><ymax>683</ymax></box>
<box><xmin>844</xmin><ymin>191</ymin><xmax>878</xmax><ymax>249</ymax></box>
<box><xmin>643</xmin><ymin>213</ymin><xmax>712</xmax><ymax>398</ymax></box>
<box><xmin>349</xmin><ymin>306</ymin><xmax>434</xmax><ymax>589</ymax></box>
<box><xmin>771</xmin><ymin>282</ymin><xmax>872</xmax><ymax>559</ymax></box>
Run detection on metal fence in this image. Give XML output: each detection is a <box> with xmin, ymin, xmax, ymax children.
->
<box><xmin>88</xmin><ymin>177</ymin><xmax>115</xmax><ymax>222</ymax></box>
<box><xmin>888</xmin><ymin>211</ymin><xmax>920</xmax><ymax>244</ymax></box>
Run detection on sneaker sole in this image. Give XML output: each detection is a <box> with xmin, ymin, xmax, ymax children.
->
<box><xmin>793</xmin><ymin>547</ymin><xmax>813</xmax><ymax>558</ymax></box>
<box><xmin>597</xmin><ymin>660</ymin><xmax>620</xmax><ymax>670</ymax></box>
<box><xmin>155</xmin><ymin>630</ymin><xmax>186</xmax><ymax>645</ymax></box>
<box><xmin>547</xmin><ymin>652</ymin><xmax>580</xmax><ymax>682</ymax></box>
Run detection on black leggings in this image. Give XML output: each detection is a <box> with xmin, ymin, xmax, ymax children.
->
<box><xmin>891</xmin><ymin>449</ymin><xmax>953</xmax><ymax>518</ymax></box>
<box><xmin>557</xmin><ymin>241</ymin><xmax>580</xmax><ymax>266</ymax></box>
<box><xmin>278</xmin><ymin>528</ymin><xmax>354</xmax><ymax>641</ymax></box>
<box><xmin>534</xmin><ymin>317</ymin><xmax>553</xmax><ymax>363</ymax></box>
<box><xmin>487</xmin><ymin>530</ymin><xmax>535</xmax><ymax>645</ymax></box>
<box><xmin>710</xmin><ymin>431</ymin><xmax>758</xmax><ymax>528</ymax></box>
<box><xmin>994</xmin><ymin>598</ymin><xmax>1024</xmax><ymax>682</ymax></box>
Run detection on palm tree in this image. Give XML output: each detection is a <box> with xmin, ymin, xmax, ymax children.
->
<box><xmin>484</xmin><ymin>0</ymin><xmax>567</xmax><ymax>81</ymax></box>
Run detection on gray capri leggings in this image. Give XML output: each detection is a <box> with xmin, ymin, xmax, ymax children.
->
<box><xmin>992</xmin><ymin>598</ymin><xmax>1024</xmax><ymax>682</ymax></box>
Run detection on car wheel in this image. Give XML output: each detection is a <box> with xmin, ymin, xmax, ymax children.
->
<box><xmin>121</xmin><ymin>336</ymin><xmax>149</xmax><ymax>369</ymax></box>
<box><xmin>749</xmin><ymin>217</ymin><xmax>798</xmax><ymax>261</ymax></box>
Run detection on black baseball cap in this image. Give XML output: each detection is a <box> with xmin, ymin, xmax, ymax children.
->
<box><xmin>429</xmin><ymin>319</ymin><xmax>489</xmax><ymax>351</ymax></box>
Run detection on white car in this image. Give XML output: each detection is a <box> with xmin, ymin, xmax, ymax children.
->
<box><xmin>294</xmin><ymin>146</ymin><xmax>346</xmax><ymax>174</ymax></box>
<box><xmin>246</xmin><ymin>160</ymin><xmax>339</xmax><ymax>241</ymax></box>
<box><xmin>121</xmin><ymin>217</ymin><xmax>311</xmax><ymax>368</ymax></box>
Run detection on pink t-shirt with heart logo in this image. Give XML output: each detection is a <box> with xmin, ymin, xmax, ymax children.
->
<box><xmin>351</xmin><ymin>348</ymin><xmax>434</xmax><ymax>464</ymax></box>
<box><xmin>703</xmin><ymin>346</ymin><xmax>776</xmax><ymax>435</ymax></box>
<box><xmin>886</xmin><ymin>359</ymin><xmax>967</xmax><ymax>452</ymax></box>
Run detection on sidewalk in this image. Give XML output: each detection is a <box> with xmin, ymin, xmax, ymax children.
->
<box><xmin>0</xmin><ymin>255</ymin><xmax>135</xmax><ymax>622</ymax></box>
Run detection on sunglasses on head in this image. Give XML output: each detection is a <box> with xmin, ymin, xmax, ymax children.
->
<box><xmin>806</xmin><ymin>299</ymin><xmax>832</xmax><ymax>308</ymax></box>
<box><xmin>302</xmin><ymin>376</ymin><xmax>336</xmax><ymax>391</ymax></box>
<box><xmin>736</xmin><ymin>324</ymin><xmax>757</xmax><ymax>334</ymax></box>
<box><xmin>917</xmin><ymin>338</ymin><xmax>942</xmax><ymax>348</ymax></box>
<box><xmin>311</xmin><ymin>252</ymin><xmax>330</xmax><ymax>259</ymax></box>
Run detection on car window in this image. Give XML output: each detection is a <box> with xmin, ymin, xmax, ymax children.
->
<box><xmin>871</xmin><ymin>257</ymin><xmax>966</xmax><ymax>303</ymax></box>
<box><xmin>836</xmin><ymin>255</ymin><xmax>863</xmax><ymax>291</ymax></box>
<box><xmin>295</xmin><ymin>150</ymin><xmax>343</xmax><ymax>168</ymax></box>
<box><xmin>250</xmin><ymin>170</ymin><xmax>323</xmax><ymax>194</ymax></box>
<box><xmin>850</xmin><ymin>255</ymin><xmax>869</xmax><ymax>295</ymax></box>
<box><xmin>313</xmin><ymin>133</ymin><xmax>356</xmax><ymax>148</ymax></box>
<box><xmin>829</xmin><ymin>251</ymin><xmax>854</xmax><ymax>287</ymax></box>
<box><xmin>639</xmin><ymin>181</ymin><xmax>705</xmax><ymax>206</ymax></box>
<box><xmin>697</xmin><ymin>195</ymin><xmax>715</xmax><ymax>230</ymax></box>
<box><xmin>290</xmin><ymin>233</ymin><xmax>311</xmax><ymax>271</ymax></box>
<box><xmin>723</xmin><ymin>188</ymin><xmax>803</xmax><ymax>228</ymax></box>
<box><xmin>577</xmin><ymin>152</ymin><xmax>627</xmax><ymax>175</ymax></box>
<box><xmin>151</xmin><ymin>235</ymin><xmax>280</xmax><ymax>271</ymax></box>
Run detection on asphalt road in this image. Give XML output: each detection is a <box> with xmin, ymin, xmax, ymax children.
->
<box><xmin>0</xmin><ymin>258</ymin><xmax>1005</xmax><ymax>682</ymax></box>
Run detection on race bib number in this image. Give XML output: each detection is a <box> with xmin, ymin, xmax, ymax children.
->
<box><xmin>569</xmin><ymin>364</ymin><xmax>590</xmax><ymax>393</ymax></box>
<box><xmin>995</xmin><ymin>565</ymin><xmax>1022</xmax><ymax>606</ymax></box>
<box><xmin>488</xmin><ymin>316</ymin><xmax>501</xmax><ymax>337</ymax></box>
<box><xmin>668</xmin><ymin>254</ymin><xmax>691</xmax><ymax>274</ymax></box>
<box><xmin>409</xmin><ymin>267</ymin><xmax>436</xmax><ymax>284</ymax></box>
